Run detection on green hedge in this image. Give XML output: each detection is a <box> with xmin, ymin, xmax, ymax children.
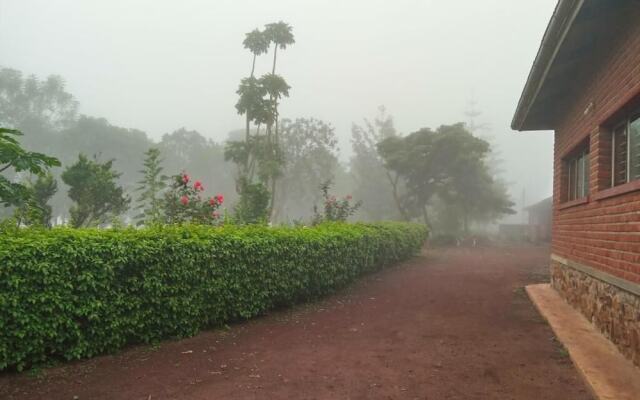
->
<box><xmin>0</xmin><ymin>222</ymin><xmax>426</xmax><ymax>370</ymax></box>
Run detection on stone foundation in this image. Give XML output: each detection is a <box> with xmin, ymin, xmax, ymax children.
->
<box><xmin>550</xmin><ymin>257</ymin><xmax>640</xmax><ymax>367</ymax></box>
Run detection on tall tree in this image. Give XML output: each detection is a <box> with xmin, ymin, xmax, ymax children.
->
<box><xmin>134</xmin><ymin>148</ymin><xmax>167</xmax><ymax>225</ymax></box>
<box><xmin>433</xmin><ymin>124</ymin><xmax>514</xmax><ymax>232</ymax></box>
<box><xmin>61</xmin><ymin>154</ymin><xmax>130</xmax><ymax>227</ymax></box>
<box><xmin>243</xmin><ymin>29</ymin><xmax>271</xmax><ymax>78</ymax></box>
<box><xmin>264</xmin><ymin>21</ymin><xmax>295</xmax><ymax>75</ymax></box>
<box><xmin>229</xmin><ymin>22</ymin><xmax>295</xmax><ymax>223</ymax></box>
<box><xmin>0</xmin><ymin>68</ymin><xmax>78</xmax><ymax>134</ymax></box>
<box><xmin>263</xmin><ymin>21</ymin><xmax>295</xmax><ymax>218</ymax></box>
<box><xmin>350</xmin><ymin>106</ymin><xmax>403</xmax><ymax>221</ymax></box>
<box><xmin>377</xmin><ymin>123</ymin><xmax>514</xmax><ymax>228</ymax></box>
<box><xmin>241</xmin><ymin>29</ymin><xmax>270</xmax><ymax>147</ymax></box>
<box><xmin>274</xmin><ymin>118</ymin><xmax>340</xmax><ymax>222</ymax></box>
<box><xmin>464</xmin><ymin>98</ymin><xmax>506</xmax><ymax>179</ymax></box>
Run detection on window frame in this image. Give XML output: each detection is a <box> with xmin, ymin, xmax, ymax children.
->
<box><xmin>611</xmin><ymin>111</ymin><xmax>640</xmax><ymax>187</ymax></box>
<box><xmin>562</xmin><ymin>141</ymin><xmax>590</xmax><ymax>203</ymax></box>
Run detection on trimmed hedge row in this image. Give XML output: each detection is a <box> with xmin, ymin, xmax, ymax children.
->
<box><xmin>0</xmin><ymin>222</ymin><xmax>426</xmax><ymax>370</ymax></box>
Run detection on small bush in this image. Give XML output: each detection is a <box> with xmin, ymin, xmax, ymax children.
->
<box><xmin>0</xmin><ymin>222</ymin><xmax>426</xmax><ymax>370</ymax></box>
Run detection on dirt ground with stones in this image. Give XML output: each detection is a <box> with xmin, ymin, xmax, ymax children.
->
<box><xmin>0</xmin><ymin>245</ymin><xmax>593</xmax><ymax>400</ymax></box>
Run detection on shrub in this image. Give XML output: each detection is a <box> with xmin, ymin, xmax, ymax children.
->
<box><xmin>162</xmin><ymin>172</ymin><xmax>224</xmax><ymax>225</ymax></box>
<box><xmin>0</xmin><ymin>222</ymin><xmax>426</xmax><ymax>370</ymax></box>
<box><xmin>312</xmin><ymin>180</ymin><xmax>361</xmax><ymax>224</ymax></box>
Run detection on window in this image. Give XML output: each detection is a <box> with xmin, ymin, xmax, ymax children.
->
<box><xmin>565</xmin><ymin>145</ymin><xmax>590</xmax><ymax>201</ymax></box>
<box><xmin>611</xmin><ymin>112</ymin><xmax>640</xmax><ymax>186</ymax></box>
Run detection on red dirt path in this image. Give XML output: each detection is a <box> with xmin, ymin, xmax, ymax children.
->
<box><xmin>0</xmin><ymin>245</ymin><xmax>593</xmax><ymax>400</ymax></box>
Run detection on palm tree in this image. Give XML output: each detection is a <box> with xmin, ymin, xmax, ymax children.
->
<box><xmin>243</xmin><ymin>29</ymin><xmax>270</xmax><ymax>78</ymax></box>
<box><xmin>237</xmin><ymin>29</ymin><xmax>269</xmax><ymax>176</ymax></box>
<box><xmin>263</xmin><ymin>22</ymin><xmax>294</xmax><ymax>220</ymax></box>
<box><xmin>264</xmin><ymin>22</ymin><xmax>295</xmax><ymax>74</ymax></box>
<box><xmin>262</xmin><ymin>22</ymin><xmax>294</xmax><ymax>138</ymax></box>
<box><xmin>241</xmin><ymin>29</ymin><xmax>270</xmax><ymax>147</ymax></box>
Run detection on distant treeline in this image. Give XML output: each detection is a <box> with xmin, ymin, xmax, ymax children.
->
<box><xmin>0</xmin><ymin>66</ymin><xmax>514</xmax><ymax>233</ymax></box>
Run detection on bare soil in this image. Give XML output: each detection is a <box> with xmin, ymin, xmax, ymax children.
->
<box><xmin>0</xmin><ymin>245</ymin><xmax>593</xmax><ymax>400</ymax></box>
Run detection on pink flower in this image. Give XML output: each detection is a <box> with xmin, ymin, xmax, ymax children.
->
<box><xmin>194</xmin><ymin>180</ymin><xmax>204</xmax><ymax>191</ymax></box>
<box><xmin>212</xmin><ymin>211</ymin><xmax>220</xmax><ymax>219</ymax></box>
<box><xmin>346</xmin><ymin>195</ymin><xmax>353</xmax><ymax>201</ymax></box>
<box><xmin>182</xmin><ymin>174</ymin><xmax>190</xmax><ymax>184</ymax></box>
<box><xmin>216</xmin><ymin>194</ymin><xmax>224</xmax><ymax>204</ymax></box>
<box><xmin>209</xmin><ymin>197</ymin><xmax>216</xmax><ymax>206</ymax></box>
<box><xmin>180</xmin><ymin>195</ymin><xmax>189</xmax><ymax>206</ymax></box>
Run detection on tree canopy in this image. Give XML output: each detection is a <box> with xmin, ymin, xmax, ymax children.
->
<box><xmin>61</xmin><ymin>154</ymin><xmax>130</xmax><ymax>227</ymax></box>
<box><xmin>377</xmin><ymin>123</ymin><xmax>514</xmax><ymax>229</ymax></box>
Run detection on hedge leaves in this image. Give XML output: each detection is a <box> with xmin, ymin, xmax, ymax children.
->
<box><xmin>0</xmin><ymin>222</ymin><xmax>426</xmax><ymax>370</ymax></box>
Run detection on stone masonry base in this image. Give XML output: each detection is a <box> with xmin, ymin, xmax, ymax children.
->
<box><xmin>550</xmin><ymin>257</ymin><xmax>640</xmax><ymax>367</ymax></box>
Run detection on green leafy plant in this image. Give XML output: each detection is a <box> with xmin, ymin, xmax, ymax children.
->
<box><xmin>13</xmin><ymin>173</ymin><xmax>57</xmax><ymax>227</ymax></box>
<box><xmin>233</xmin><ymin>177</ymin><xmax>269</xmax><ymax>224</ymax></box>
<box><xmin>0</xmin><ymin>128</ymin><xmax>60</xmax><ymax>208</ymax></box>
<box><xmin>0</xmin><ymin>222</ymin><xmax>427</xmax><ymax>371</ymax></box>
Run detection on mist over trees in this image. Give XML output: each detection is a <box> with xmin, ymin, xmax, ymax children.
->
<box><xmin>0</xmin><ymin>20</ymin><xmax>515</xmax><ymax>235</ymax></box>
<box><xmin>350</xmin><ymin>106</ymin><xmax>403</xmax><ymax>221</ymax></box>
<box><xmin>378</xmin><ymin>124</ymin><xmax>515</xmax><ymax>231</ymax></box>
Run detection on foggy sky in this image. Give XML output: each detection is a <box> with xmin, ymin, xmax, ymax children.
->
<box><xmin>0</xmin><ymin>0</ymin><xmax>557</xmax><ymax>215</ymax></box>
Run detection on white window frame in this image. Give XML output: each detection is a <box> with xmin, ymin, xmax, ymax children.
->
<box><xmin>611</xmin><ymin>113</ymin><xmax>640</xmax><ymax>187</ymax></box>
<box><xmin>566</xmin><ymin>145</ymin><xmax>589</xmax><ymax>201</ymax></box>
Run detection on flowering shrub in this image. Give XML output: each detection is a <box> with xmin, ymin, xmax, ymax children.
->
<box><xmin>163</xmin><ymin>172</ymin><xmax>224</xmax><ymax>224</ymax></box>
<box><xmin>313</xmin><ymin>180</ymin><xmax>362</xmax><ymax>224</ymax></box>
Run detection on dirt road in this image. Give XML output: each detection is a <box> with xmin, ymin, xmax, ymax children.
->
<box><xmin>0</xmin><ymin>245</ymin><xmax>593</xmax><ymax>399</ymax></box>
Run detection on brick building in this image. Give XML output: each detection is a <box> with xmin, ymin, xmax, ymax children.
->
<box><xmin>512</xmin><ymin>0</ymin><xmax>640</xmax><ymax>366</ymax></box>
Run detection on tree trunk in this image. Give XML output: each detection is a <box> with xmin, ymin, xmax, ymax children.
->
<box><xmin>422</xmin><ymin>205</ymin><xmax>430</xmax><ymax>227</ymax></box>
<box><xmin>274</xmin><ymin>100</ymin><xmax>279</xmax><ymax>156</ymax></box>
<box><xmin>266</xmin><ymin>43</ymin><xmax>279</xmax><ymax>223</ymax></box>
<box><xmin>269</xmin><ymin>177</ymin><xmax>277</xmax><ymax>223</ymax></box>
<box><xmin>385</xmin><ymin>170</ymin><xmax>409</xmax><ymax>221</ymax></box>
<box><xmin>463</xmin><ymin>204</ymin><xmax>469</xmax><ymax>235</ymax></box>
<box><xmin>272</xmin><ymin>44</ymin><xmax>278</xmax><ymax>74</ymax></box>
<box><xmin>244</xmin><ymin>116</ymin><xmax>251</xmax><ymax>171</ymax></box>
<box><xmin>250</xmin><ymin>53</ymin><xmax>257</xmax><ymax>77</ymax></box>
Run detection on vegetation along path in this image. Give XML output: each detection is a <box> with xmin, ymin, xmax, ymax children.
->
<box><xmin>0</xmin><ymin>245</ymin><xmax>593</xmax><ymax>400</ymax></box>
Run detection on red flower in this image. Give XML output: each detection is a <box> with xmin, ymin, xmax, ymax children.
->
<box><xmin>209</xmin><ymin>197</ymin><xmax>216</xmax><ymax>206</ymax></box>
<box><xmin>194</xmin><ymin>180</ymin><xmax>204</xmax><ymax>191</ymax></box>
<box><xmin>216</xmin><ymin>194</ymin><xmax>224</xmax><ymax>204</ymax></box>
<box><xmin>182</xmin><ymin>174</ymin><xmax>190</xmax><ymax>184</ymax></box>
<box><xmin>180</xmin><ymin>195</ymin><xmax>189</xmax><ymax>206</ymax></box>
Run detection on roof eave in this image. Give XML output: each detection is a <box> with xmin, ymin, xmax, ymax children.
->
<box><xmin>511</xmin><ymin>0</ymin><xmax>585</xmax><ymax>131</ymax></box>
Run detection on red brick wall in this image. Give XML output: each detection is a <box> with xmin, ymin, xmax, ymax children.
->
<box><xmin>552</xmin><ymin>12</ymin><xmax>640</xmax><ymax>284</ymax></box>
